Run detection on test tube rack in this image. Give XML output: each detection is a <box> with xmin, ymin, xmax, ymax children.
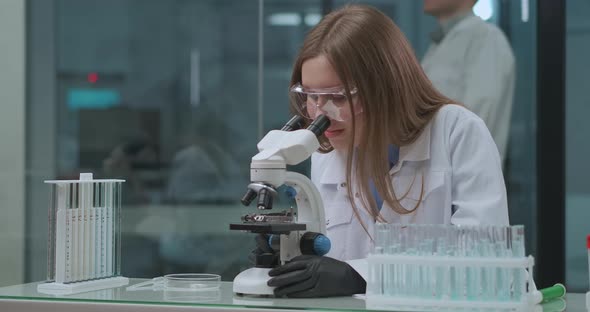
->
<box><xmin>366</xmin><ymin>224</ymin><xmax>534</xmax><ymax>311</ymax></box>
<box><xmin>37</xmin><ymin>173</ymin><xmax>128</xmax><ymax>295</ymax></box>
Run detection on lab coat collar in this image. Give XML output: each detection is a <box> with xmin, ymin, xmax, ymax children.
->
<box><xmin>319</xmin><ymin>121</ymin><xmax>432</xmax><ymax>184</ymax></box>
<box><xmin>391</xmin><ymin>121</ymin><xmax>432</xmax><ymax>174</ymax></box>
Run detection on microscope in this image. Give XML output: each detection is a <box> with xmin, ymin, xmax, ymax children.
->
<box><xmin>230</xmin><ymin>115</ymin><xmax>332</xmax><ymax>296</ymax></box>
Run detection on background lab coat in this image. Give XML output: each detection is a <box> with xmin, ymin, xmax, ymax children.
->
<box><xmin>422</xmin><ymin>15</ymin><xmax>515</xmax><ymax>162</ymax></box>
<box><xmin>310</xmin><ymin>104</ymin><xmax>509</xmax><ymax>279</ymax></box>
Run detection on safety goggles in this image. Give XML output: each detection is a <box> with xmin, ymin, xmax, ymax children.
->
<box><xmin>289</xmin><ymin>83</ymin><xmax>362</xmax><ymax>122</ymax></box>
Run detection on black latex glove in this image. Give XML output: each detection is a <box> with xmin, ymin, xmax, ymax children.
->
<box><xmin>267</xmin><ymin>255</ymin><xmax>366</xmax><ymax>298</ymax></box>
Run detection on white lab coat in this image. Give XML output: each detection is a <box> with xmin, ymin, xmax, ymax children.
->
<box><xmin>421</xmin><ymin>15</ymin><xmax>515</xmax><ymax>162</ymax></box>
<box><xmin>310</xmin><ymin>104</ymin><xmax>509</xmax><ymax>279</ymax></box>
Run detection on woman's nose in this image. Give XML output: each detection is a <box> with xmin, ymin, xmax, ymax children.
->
<box><xmin>311</xmin><ymin>102</ymin><xmax>325</xmax><ymax>118</ymax></box>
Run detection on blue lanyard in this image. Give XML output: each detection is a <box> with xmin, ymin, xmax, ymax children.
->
<box><xmin>369</xmin><ymin>145</ymin><xmax>399</xmax><ymax>211</ymax></box>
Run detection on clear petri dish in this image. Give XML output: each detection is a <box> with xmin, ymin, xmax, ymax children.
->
<box><xmin>163</xmin><ymin>273</ymin><xmax>221</xmax><ymax>291</ymax></box>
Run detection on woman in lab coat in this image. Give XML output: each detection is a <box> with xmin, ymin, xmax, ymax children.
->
<box><xmin>266</xmin><ymin>4</ymin><xmax>508</xmax><ymax>298</ymax></box>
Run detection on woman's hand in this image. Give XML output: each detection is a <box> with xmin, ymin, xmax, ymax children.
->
<box><xmin>267</xmin><ymin>255</ymin><xmax>366</xmax><ymax>298</ymax></box>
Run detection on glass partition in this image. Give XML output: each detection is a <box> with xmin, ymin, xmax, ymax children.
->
<box><xmin>21</xmin><ymin>0</ymin><xmax>548</xmax><ymax>289</ymax></box>
<box><xmin>565</xmin><ymin>0</ymin><xmax>590</xmax><ymax>292</ymax></box>
<box><xmin>25</xmin><ymin>0</ymin><xmax>325</xmax><ymax>283</ymax></box>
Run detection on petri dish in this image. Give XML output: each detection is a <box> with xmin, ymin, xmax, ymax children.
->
<box><xmin>163</xmin><ymin>273</ymin><xmax>221</xmax><ymax>291</ymax></box>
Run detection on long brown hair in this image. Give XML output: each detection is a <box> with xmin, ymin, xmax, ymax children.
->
<box><xmin>289</xmin><ymin>5</ymin><xmax>452</xmax><ymax>226</ymax></box>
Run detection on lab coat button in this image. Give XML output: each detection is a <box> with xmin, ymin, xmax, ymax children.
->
<box><xmin>340</xmin><ymin>182</ymin><xmax>346</xmax><ymax>188</ymax></box>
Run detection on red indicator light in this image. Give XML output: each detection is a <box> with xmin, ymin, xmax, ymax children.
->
<box><xmin>87</xmin><ymin>72</ymin><xmax>98</xmax><ymax>84</ymax></box>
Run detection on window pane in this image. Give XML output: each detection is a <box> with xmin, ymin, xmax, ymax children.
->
<box><xmin>566</xmin><ymin>0</ymin><xmax>590</xmax><ymax>292</ymax></box>
<box><xmin>54</xmin><ymin>0</ymin><xmax>260</xmax><ymax>280</ymax></box>
<box><xmin>26</xmin><ymin>0</ymin><xmax>324</xmax><ymax>283</ymax></box>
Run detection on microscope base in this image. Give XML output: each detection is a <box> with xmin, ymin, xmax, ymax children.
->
<box><xmin>233</xmin><ymin>267</ymin><xmax>275</xmax><ymax>296</ymax></box>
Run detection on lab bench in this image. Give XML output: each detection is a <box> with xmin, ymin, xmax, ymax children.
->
<box><xmin>0</xmin><ymin>279</ymin><xmax>586</xmax><ymax>312</ymax></box>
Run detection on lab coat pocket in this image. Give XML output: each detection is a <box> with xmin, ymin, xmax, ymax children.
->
<box><xmin>394</xmin><ymin>170</ymin><xmax>445</xmax><ymax>212</ymax></box>
<box><xmin>325</xmin><ymin>202</ymin><xmax>354</xmax><ymax>229</ymax></box>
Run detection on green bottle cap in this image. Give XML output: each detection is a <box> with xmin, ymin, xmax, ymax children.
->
<box><xmin>540</xmin><ymin>283</ymin><xmax>566</xmax><ymax>302</ymax></box>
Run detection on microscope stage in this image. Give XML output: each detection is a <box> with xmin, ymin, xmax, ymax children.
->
<box><xmin>229</xmin><ymin>223</ymin><xmax>306</xmax><ymax>234</ymax></box>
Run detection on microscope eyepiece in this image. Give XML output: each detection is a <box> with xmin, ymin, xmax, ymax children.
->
<box><xmin>281</xmin><ymin>115</ymin><xmax>305</xmax><ymax>131</ymax></box>
<box><xmin>306</xmin><ymin>114</ymin><xmax>331</xmax><ymax>137</ymax></box>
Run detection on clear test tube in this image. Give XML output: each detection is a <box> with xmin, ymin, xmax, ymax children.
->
<box><xmin>114</xmin><ymin>181</ymin><xmax>123</xmax><ymax>277</ymax></box>
<box><xmin>456</xmin><ymin>226</ymin><xmax>467</xmax><ymax>300</ymax></box>
<box><xmin>71</xmin><ymin>183</ymin><xmax>79</xmax><ymax>282</ymax></box>
<box><xmin>371</xmin><ymin>223</ymin><xmax>388</xmax><ymax>296</ymax></box>
<box><xmin>476</xmin><ymin>226</ymin><xmax>487</xmax><ymax>299</ymax></box>
<box><xmin>79</xmin><ymin>174</ymin><xmax>92</xmax><ymax>281</ymax></box>
<box><xmin>465</xmin><ymin>227</ymin><xmax>478</xmax><ymax>300</ymax></box>
<box><xmin>407</xmin><ymin>225</ymin><xmax>418</xmax><ymax>297</ymax></box>
<box><xmin>433</xmin><ymin>225</ymin><xmax>446</xmax><ymax>299</ymax></box>
<box><xmin>421</xmin><ymin>225</ymin><xmax>435</xmax><ymax>298</ymax></box>
<box><xmin>492</xmin><ymin>226</ymin><xmax>510</xmax><ymax>301</ymax></box>
<box><xmin>106</xmin><ymin>181</ymin><xmax>114</xmax><ymax>277</ymax></box>
<box><xmin>511</xmin><ymin>225</ymin><xmax>525</xmax><ymax>301</ymax></box>
<box><xmin>100</xmin><ymin>182</ymin><xmax>108</xmax><ymax>278</ymax></box>
<box><xmin>374</xmin><ymin>223</ymin><xmax>388</xmax><ymax>254</ymax></box>
<box><xmin>65</xmin><ymin>184</ymin><xmax>73</xmax><ymax>282</ymax></box>
<box><xmin>47</xmin><ymin>184</ymin><xmax>60</xmax><ymax>282</ymax></box>
<box><xmin>447</xmin><ymin>226</ymin><xmax>459</xmax><ymax>299</ymax></box>
<box><xmin>92</xmin><ymin>182</ymin><xmax>100</xmax><ymax>279</ymax></box>
<box><xmin>389</xmin><ymin>224</ymin><xmax>401</xmax><ymax>297</ymax></box>
<box><xmin>96</xmin><ymin>182</ymin><xmax>104</xmax><ymax>278</ymax></box>
<box><xmin>587</xmin><ymin>234</ymin><xmax>590</xmax><ymax>285</ymax></box>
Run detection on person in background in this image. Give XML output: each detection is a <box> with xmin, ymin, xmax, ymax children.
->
<box><xmin>260</xmin><ymin>4</ymin><xmax>509</xmax><ymax>298</ymax></box>
<box><xmin>103</xmin><ymin>139</ymin><xmax>159</xmax><ymax>203</ymax></box>
<box><xmin>422</xmin><ymin>0</ymin><xmax>515</xmax><ymax>162</ymax></box>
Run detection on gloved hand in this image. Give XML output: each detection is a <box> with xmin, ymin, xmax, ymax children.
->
<box><xmin>267</xmin><ymin>255</ymin><xmax>366</xmax><ymax>298</ymax></box>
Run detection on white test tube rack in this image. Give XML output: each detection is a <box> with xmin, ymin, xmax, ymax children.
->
<box><xmin>37</xmin><ymin>173</ymin><xmax>129</xmax><ymax>295</ymax></box>
<box><xmin>366</xmin><ymin>254</ymin><xmax>535</xmax><ymax>311</ymax></box>
<box><xmin>366</xmin><ymin>224</ymin><xmax>536</xmax><ymax>312</ymax></box>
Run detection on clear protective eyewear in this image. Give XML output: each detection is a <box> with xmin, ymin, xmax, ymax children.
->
<box><xmin>289</xmin><ymin>83</ymin><xmax>362</xmax><ymax>121</ymax></box>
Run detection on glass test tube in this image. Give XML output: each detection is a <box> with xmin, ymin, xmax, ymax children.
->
<box><xmin>587</xmin><ymin>234</ymin><xmax>590</xmax><ymax>294</ymax></box>
<box><xmin>115</xmin><ymin>181</ymin><xmax>123</xmax><ymax>277</ymax></box>
<box><xmin>511</xmin><ymin>225</ymin><xmax>525</xmax><ymax>301</ymax></box>
<box><xmin>371</xmin><ymin>223</ymin><xmax>387</xmax><ymax>296</ymax></box>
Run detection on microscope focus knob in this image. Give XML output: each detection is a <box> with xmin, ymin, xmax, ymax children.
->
<box><xmin>300</xmin><ymin>232</ymin><xmax>331</xmax><ymax>256</ymax></box>
<box><xmin>255</xmin><ymin>253</ymin><xmax>278</xmax><ymax>268</ymax></box>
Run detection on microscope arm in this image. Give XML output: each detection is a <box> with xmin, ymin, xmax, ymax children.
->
<box><xmin>277</xmin><ymin>171</ymin><xmax>327</xmax><ymax>263</ymax></box>
<box><xmin>284</xmin><ymin>171</ymin><xmax>326</xmax><ymax>234</ymax></box>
